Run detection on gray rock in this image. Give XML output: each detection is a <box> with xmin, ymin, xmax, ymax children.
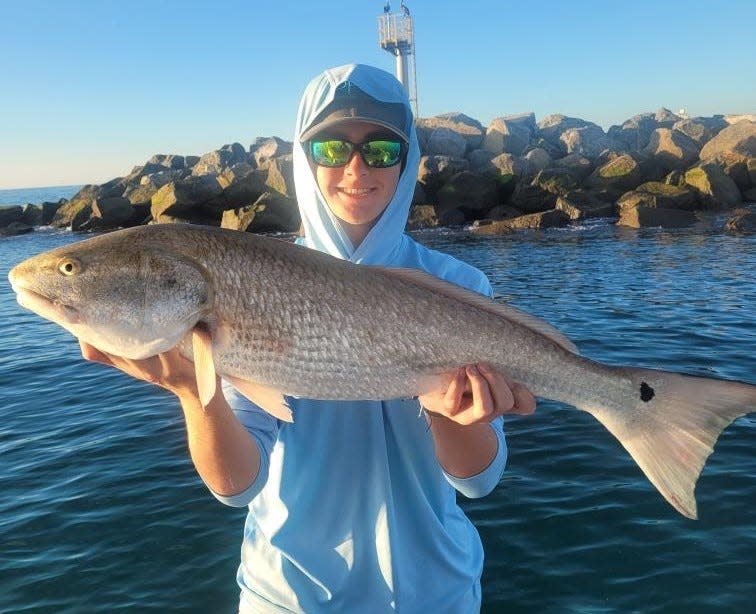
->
<box><xmin>148</xmin><ymin>154</ymin><xmax>186</xmax><ymax>170</ymax></box>
<box><xmin>672</xmin><ymin>117</ymin><xmax>728</xmax><ymax>146</ymax></box>
<box><xmin>700</xmin><ymin>121</ymin><xmax>756</xmax><ymax>160</ymax></box>
<box><xmin>556</xmin><ymin>190</ymin><xmax>616</xmax><ymax>220</ymax></box>
<box><xmin>607</xmin><ymin>112</ymin><xmax>660</xmax><ymax>150</ymax></box>
<box><xmin>221</xmin><ymin>191</ymin><xmax>300</xmax><ymax>233</ymax></box>
<box><xmin>559</xmin><ymin>124</ymin><xmax>621</xmax><ymax>159</ymax></box>
<box><xmin>416</xmin><ymin>113</ymin><xmax>485</xmax><ymax>154</ymax></box>
<box><xmin>417</xmin><ymin>155</ymin><xmax>469</xmax><ymax>197</ymax></box>
<box><xmin>642</xmin><ymin>128</ymin><xmax>700</xmax><ymax>172</ymax></box>
<box><xmin>522</xmin><ymin>148</ymin><xmax>552</xmax><ymax>174</ymax></box>
<box><xmin>151</xmin><ymin>175</ymin><xmax>224</xmax><ymax>224</ymax></box>
<box><xmin>0</xmin><ymin>205</ymin><xmax>24</xmax><ymax>227</ymax></box>
<box><xmin>250</xmin><ymin>137</ymin><xmax>293</xmax><ymax>167</ymax></box>
<box><xmin>483</xmin><ymin>117</ymin><xmax>531</xmax><ymax>156</ymax></box>
<box><xmin>684</xmin><ymin>164</ymin><xmax>742</xmax><ymax>209</ymax></box>
<box><xmin>554</xmin><ymin>153</ymin><xmax>594</xmax><ymax>182</ymax></box>
<box><xmin>437</xmin><ymin>171</ymin><xmax>498</xmax><ymax>215</ymax></box>
<box><xmin>537</xmin><ymin>115</ymin><xmax>594</xmax><ymax>150</ymax></box>
<box><xmin>532</xmin><ymin>168</ymin><xmax>579</xmax><ymax>196</ymax></box>
<box><xmin>407</xmin><ymin>204</ymin><xmax>440</xmax><ymax>229</ymax></box>
<box><xmin>0</xmin><ymin>221</ymin><xmax>34</xmax><ymax>237</ymax></box>
<box><xmin>617</xmin><ymin>182</ymin><xmax>698</xmax><ymax>211</ymax></box>
<box><xmin>90</xmin><ymin>197</ymin><xmax>135</xmax><ymax>229</ymax></box>
<box><xmin>425</xmin><ymin>127</ymin><xmax>467</xmax><ymax>158</ymax></box>
<box><xmin>471</xmin><ymin>209</ymin><xmax>570</xmax><ymax>234</ymax></box>
<box><xmin>724</xmin><ymin>208</ymin><xmax>756</xmax><ymax>233</ymax></box>
<box><xmin>192</xmin><ymin>143</ymin><xmax>247</xmax><ymax>176</ymax></box>
<box><xmin>510</xmin><ymin>182</ymin><xmax>558</xmax><ymax>213</ymax></box>
<box><xmin>586</xmin><ymin>154</ymin><xmax>646</xmax><ymax>194</ymax></box>
<box><xmin>618</xmin><ymin>206</ymin><xmax>698</xmax><ymax>228</ymax></box>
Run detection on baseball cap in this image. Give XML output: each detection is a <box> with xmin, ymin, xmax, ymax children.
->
<box><xmin>300</xmin><ymin>82</ymin><xmax>409</xmax><ymax>143</ymax></box>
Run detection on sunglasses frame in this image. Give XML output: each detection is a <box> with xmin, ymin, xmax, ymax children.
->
<box><xmin>308</xmin><ymin>138</ymin><xmax>407</xmax><ymax>169</ymax></box>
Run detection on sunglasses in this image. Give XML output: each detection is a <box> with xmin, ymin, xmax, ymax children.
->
<box><xmin>308</xmin><ymin>138</ymin><xmax>406</xmax><ymax>168</ymax></box>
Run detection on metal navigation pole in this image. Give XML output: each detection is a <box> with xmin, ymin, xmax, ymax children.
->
<box><xmin>377</xmin><ymin>1</ymin><xmax>418</xmax><ymax>117</ymax></box>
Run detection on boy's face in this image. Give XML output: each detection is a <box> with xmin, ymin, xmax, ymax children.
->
<box><xmin>311</xmin><ymin>121</ymin><xmax>402</xmax><ymax>246</ymax></box>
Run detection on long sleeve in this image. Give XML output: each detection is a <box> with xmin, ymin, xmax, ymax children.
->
<box><xmin>206</xmin><ymin>380</ymin><xmax>280</xmax><ymax>507</ymax></box>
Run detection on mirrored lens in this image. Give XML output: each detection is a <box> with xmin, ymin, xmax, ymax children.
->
<box><xmin>310</xmin><ymin>140</ymin><xmax>353</xmax><ymax>167</ymax></box>
<box><xmin>309</xmin><ymin>139</ymin><xmax>404</xmax><ymax>168</ymax></box>
<box><xmin>360</xmin><ymin>140</ymin><xmax>403</xmax><ymax>167</ymax></box>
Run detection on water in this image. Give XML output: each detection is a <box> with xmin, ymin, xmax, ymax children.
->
<box><xmin>1</xmin><ymin>222</ymin><xmax>754</xmax><ymax>613</ymax></box>
<box><xmin>0</xmin><ymin>185</ymin><xmax>82</xmax><ymax>208</ymax></box>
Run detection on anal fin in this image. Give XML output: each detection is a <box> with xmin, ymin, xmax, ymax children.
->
<box><xmin>192</xmin><ymin>325</ymin><xmax>217</xmax><ymax>407</ymax></box>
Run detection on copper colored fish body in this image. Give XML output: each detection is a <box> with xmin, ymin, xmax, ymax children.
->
<box><xmin>8</xmin><ymin>224</ymin><xmax>756</xmax><ymax>519</ymax></box>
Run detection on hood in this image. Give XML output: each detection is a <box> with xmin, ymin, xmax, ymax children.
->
<box><xmin>293</xmin><ymin>63</ymin><xmax>421</xmax><ymax>265</ymax></box>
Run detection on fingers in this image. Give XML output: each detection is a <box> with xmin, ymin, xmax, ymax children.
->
<box><xmin>442</xmin><ymin>368</ymin><xmax>466</xmax><ymax>415</ymax></box>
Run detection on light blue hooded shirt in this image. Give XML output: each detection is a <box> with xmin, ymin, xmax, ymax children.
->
<box><xmin>212</xmin><ymin>64</ymin><xmax>508</xmax><ymax>613</ymax></box>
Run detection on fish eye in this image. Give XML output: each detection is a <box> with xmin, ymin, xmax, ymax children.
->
<box><xmin>58</xmin><ymin>258</ymin><xmax>81</xmax><ymax>276</ymax></box>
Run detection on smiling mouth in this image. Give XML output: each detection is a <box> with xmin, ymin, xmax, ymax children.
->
<box><xmin>339</xmin><ymin>187</ymin><xmax>374</xmax><ymax>196</ymax></box>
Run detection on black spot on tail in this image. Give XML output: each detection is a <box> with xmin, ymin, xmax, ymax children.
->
<box><xmin>640</xmin><ymin>381</ymin><xmax>655</xmax><ymax>402</ymax></box>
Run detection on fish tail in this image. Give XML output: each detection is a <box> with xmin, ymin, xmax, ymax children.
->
<box><xmin>587</xmin><ymin>367</ymin><xmax>756</xmax><ymax>519</ymax></box>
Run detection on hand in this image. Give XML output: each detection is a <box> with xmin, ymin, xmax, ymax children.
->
<box><xmin>418</xmin><ymin>363</ymin><xmax>536</xmax><ymax>426</ymax></box>
<box><xmin>79</xmin><ymin>340</ymin><xmax>205</xmax><ymax>399</ymax></box>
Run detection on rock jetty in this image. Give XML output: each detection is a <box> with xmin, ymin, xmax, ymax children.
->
<box><xmin>3</xmin><ymin>109</ymin><xmax>755</xmax><ymax>238</ymax></box>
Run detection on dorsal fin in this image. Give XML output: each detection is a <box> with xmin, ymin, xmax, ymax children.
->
<box><xmin>373</xmin><ymin>266</ymin><xmax>579</xmax><ymax>355</ymax></box>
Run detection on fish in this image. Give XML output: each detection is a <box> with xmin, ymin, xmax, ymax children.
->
<box><xmin>7</xmin><ymin>223</ymin><xmax>756</xmax><ymax>519</ymax></box>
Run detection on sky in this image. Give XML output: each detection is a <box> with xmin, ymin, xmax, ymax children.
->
<box><xmin>0</xmin><ymin>0</ymin><xmax>754</xmax><ymax>189</ymax></box>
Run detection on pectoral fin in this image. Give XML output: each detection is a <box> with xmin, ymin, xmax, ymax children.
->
<box><xmin>225</xmin><ymin>374</ymin><xmax>294</xmax><ymax>423</ymax></box>
<box><xmin>192</xmin><ymin>325</ymin><xmax>217</xmax><ymax>407</ymax></box>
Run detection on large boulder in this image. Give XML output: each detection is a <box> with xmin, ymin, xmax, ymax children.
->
<box><xmin>510</xmin><ymin>182</ymin><xmax>558</xmax><ymax>213</ymax></box>
<box><xmin>483</xmin><ymin>116</ymin><xmax>532</xmax><ymax>156</ymax></box>
<box><xmin>437</xmin><ymin>171</ymin><xmax>498</xmax><ymax>217</ymax></box>
<box><xmin>607</xmin><ymin>111</ymin><xmax>674</xmax><ymax>150</ymax></box>
<box><xmin>0</xmin><ymin>205</ymin><xmax>24</xmax><ymax>228</ymax></box>
<box><xmin>554</xmin><ymin>153</ymin><xmax>593</xmax><ymax>182</ymax></box>
<box><xmin>416</xmin><ymin>113</ymin><xmax>485</xmax><ymax>154</ymax></box>
<box><xmin>559</xmin><ymin>124</ymin><xmax>622</xmax><ymax>159</ymax></box>
<box><xmin>724</xmin><ymin>208</ymin><xmax>756</xmax><ymax>233</ymax></box>
<box><xmin>617</xmin><ymin>182</ymin><xmax>698</xmax><ymax>211</ymax></box>
<box><xmin>556</xmin><ymin>190</ymin><xmax>616</xmax><ymax>220</ymax></box>
<box><xmin>671</xmin><ymin>117</ymin><xmax>728</xmax><ymax>146</ymax></box>
<box><xmin>191</xmin><ymin>143</ymin><xmax>247</xmax><ymax>176</ymax></box>
<box><xmin>90</xmin><ymin>197</ymin><xmax>138</xmax><ymax>229</ymax></box>
<box><xmin>147</xmin><ymin>154</ymin><xmax>186</xmax><ymax>170</ymax></box>
<box><xmin>417</xmin><ymin>155</ymin><xmax>469</xmax><ymax>197</ymax></box>
<box><xmin>699</xmin><ymin>121</ymin><xmax>756</xmax><ymax>160</ymax></box>
<box><xmin>585</xmin><ymin>153</ymin><xmax>646</xmax><ymax>194</ymax></box>
<box><xmin>537</xmin><ymin>114</ymin><xmax>593</xmax><ymax>147</ymax></box>
<box><xmin>151</xmin><ymin>175</ymin><xmax>224</xmax><ymax>224</ymax></box>
<box><xmin>642</xmin><ymin>128</ymin><xmax>700</xmax><ymax>173</ymax></box>
<box><xmin>618</xmin><ymin>206</ymin><xmax>698</xmax><ymax>228</ymax></box>
<box><xmin>250</xmin><ymin>137</ymin><xmax>293</xmax><ymax>167</ymax></box>
<box><xmin>219</xmin><ymin>166</ymin><xmax>268</xmax><ymax>208</ymax></box>
<box><xmin>51</xmin><ymin>185</ymin><xmax>100</xmax><ymax>229</ymax></box>
<box><xmin>260</xmin><ymin>154</ymin><xmax>295</xmax><ymax>197</ymax></box>
<box><xmin>522</xmin><ymin>148</ymin><xmax>552</xmax><ymax>174</ymax></box>
<box><xmin>0</xmin><ymin>221</ymin><xmax>34</xmax><ymax>237</ymax></box>
<box><xmin>531</xmin><ymin>168</ymin><xmax>579</xmax><ymax>196</ymax></box>
<box><xmin>407</xmin><ymin>204</ymin><xmax>440</xmax><ymax>229</ymax></box>
<box><xmin>471</xmin><ymin>209</ymin><xmax>571</xmax><ymax>234</ymax></box>
<box><xmin>221</xmin><ymin>191</ymin><xmax>300</xmax><ymax>233</ymax></box>
<box><xmin>424</xmin><ymin>127</ymin><xmax>467</xmax><ymax>158</ymax></box>
<box><xmin>684</xmin><ymin>164</ymin><xmax>742</xmax><ymax>209</ymax></box>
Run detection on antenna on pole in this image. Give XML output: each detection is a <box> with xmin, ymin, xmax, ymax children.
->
<box><xmin>377</xmin><ymin>1</ymin><xmax>418</xmax><ymax>117</ymax></box>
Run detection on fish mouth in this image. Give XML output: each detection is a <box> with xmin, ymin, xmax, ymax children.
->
<box><xmin>12</xmin><ymin>287</ymin><xmax>80</xmax><ymax>325</ymax></box>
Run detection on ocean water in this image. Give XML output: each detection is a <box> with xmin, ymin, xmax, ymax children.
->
<box><xmin>1</xmin><ymin>197</ymin><xmax>755</xmax><ymax>612</ymax></box>
<box><xmin>0</xmin><ymin>185</ymin><xmax>83</xmax><ymax>207</ymax></box>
